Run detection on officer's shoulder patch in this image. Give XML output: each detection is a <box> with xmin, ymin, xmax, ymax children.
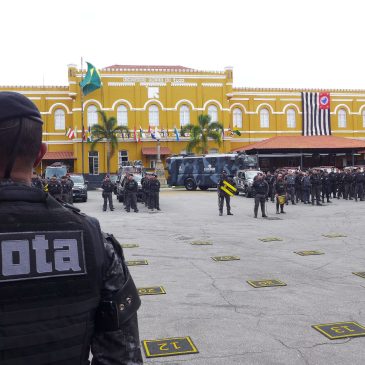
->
<box><xmin>0</xmin><ymin>230</ymin><xmax>86</xmax><ymax>282</ymax></box>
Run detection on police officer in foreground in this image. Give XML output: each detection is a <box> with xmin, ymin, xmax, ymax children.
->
<box><xmin>0</xmin><ymin>92</ymin><xmax>143</xmax><ymax>365</ymax></box>
<box><xmin>252</xmin><ymin>172</ymin><xmax>269</xmax><ymax>218</ymax></box>
<box><xmin>217</xmin><ymin>170</ymin><xmax>235</xmax><ymax>216</ymax></box>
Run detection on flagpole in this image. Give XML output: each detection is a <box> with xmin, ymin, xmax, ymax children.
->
<box><xmin>81</xmin><ymin>57</ymin><xmax>85</xmax><ymax>175</ymax></box>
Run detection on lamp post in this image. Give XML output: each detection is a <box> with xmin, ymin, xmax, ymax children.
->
<box><xmin>155</xmin><ymin>136</ymin><xmax>167</xmax><ymax>186</ymax></box>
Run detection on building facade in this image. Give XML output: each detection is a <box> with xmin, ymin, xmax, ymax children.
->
<box><xmin>2</xmin><ymin>64</ymin><xmax>365</xmax><ymax>177</ymax></box>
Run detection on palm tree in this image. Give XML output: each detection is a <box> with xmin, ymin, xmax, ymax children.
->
<box><xmin>90</xmin><ymin>111</ymin><xmax>129</xmax><ymax>174</ymax></box>
<box><xmin>182</xmin><ymin>114</ymin><xmax>224</xmax><ymax>154</ymax></box>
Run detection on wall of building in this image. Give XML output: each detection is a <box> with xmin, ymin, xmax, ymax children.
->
<box><xmin>1</xmin><ymin>66</ymin><xmax>365</xmax><ymax>176</ymax></box>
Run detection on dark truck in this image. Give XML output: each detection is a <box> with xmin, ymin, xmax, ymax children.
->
<box><xmin>166</xmin><ymin>153</ymin><xmax>258</xmax><ymax>191</ymax></box>
<box><xmin>44</xmin><ymin>164</ymin><xmax>67</xmax><ymax>180</ymax></box>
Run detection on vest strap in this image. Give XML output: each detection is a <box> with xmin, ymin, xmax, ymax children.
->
<box><xmin>1</xmin><ymin>345</ymin><xmax>83</xmax><ymax>365</ymax></box>
<box><xmin>0</xmin><ymin>297</ymin><xmax>99</xmax><ymax>326</ymax></box>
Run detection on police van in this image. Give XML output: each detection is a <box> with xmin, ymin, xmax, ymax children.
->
<box><xmin>166</xmin><ymin>153</ymin><xmax>258</xmax><ymax>190</ymax></box>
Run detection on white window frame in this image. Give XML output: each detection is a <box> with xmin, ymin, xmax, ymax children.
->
<box><xmin>117</xmin><ymin>105</ymin><xmax>128</xmax><ymax>126</ymax></box>
<box><xmin>180</xmin><ymin>105</ymin><xmax>190</xmax><ymax>126</ymax></box>
<box><xmin>54</xmin><ymin>109</ymin><xmax>65</xmax><ymax>130</ymax></box>
<box><xmin>88</xmin><ymin>151</ymin><xmax>99</xmax><ymax>175</ymax></box>
<box><xmin>149</xmin><ymin>105</ymin><xmax>159</xmax><ymax>126</ymax></box>
<box><xmin>286</xmin><ymin>108</ymin><xmax>296</xmax><ymax>128</ymax></box>
<box><xmin>118</xmin><ymin>150</ymin><xmax>128</xmax><ymax>169</ymax></box>
<box><xmin>338</xmin><ymin>109</ymin><xmax>347</xmax><ymax>128</ymax></box>
<box><xmin>233</xmin><ymin>108</ymin><xmax>242</xmax><ymax>128</ymax></box>
<box><xmin>87</xmin><ymin>105</ymin><xmax>98</xmax><ymax>128</ymax></box>
<box><xmin>260</xmin><ymin>108</ymin><xmax>270</xmax><ymax>128</ymax></box>
<box><xmin>208</xmin><ymin>105</ymin><xmax>218</xmax><ymax>123</ymax></box>
<box><xmin>362</xmin><ymin>110</ymin><xmax>365</xmax><ymax>128</ymax></box>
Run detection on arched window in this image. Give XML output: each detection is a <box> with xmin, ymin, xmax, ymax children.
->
<box><xmin>338</xmin><ymin>109</ymin><xmax>347</xmax><ymax>128</ymax></box>
<box><xmin>54</xmin><ymin>109</ymin><xmax>65</xmax><ymax>130</ymax></box>
<box><xmin>87</xmin><ymin>105</ymin><xmax>98</xmax><ymax>128</ymax></box>
<box><xmin>149</xmin><ymin>105</ymin><xmax>159</xmax><ymax>126</ymax></box>
<box><xmin>180</xmin><ymin>105</ymin><xmax>190</xmax><ymax>126</ymax></box>
<box><xmin>117</xmin><ymin>105</ymin><xmax>128</xmax><ymax>126</ymax></box>
<box><xmin>233</xmin><ymin>108</ymin><xmax>242</xmax><ymax>128</ymax></box>
<box><xmin>286</xmin><ymin>108</ymin><xmax>296</xmax><ymax>128</ymax></box>
<box><xmin>362</xmin><ymin>109</ymin><xmax>365</xmax><ymax>128</ymax></box>
<box><xmin>260</xmin><ymin>108</ymin><xmax>270</xmax><ymax>128</ymax></box>
<box><xmin>208</xmin><ymin>105</ymin><xmax>218</xmax><ymax>123</ymax></box>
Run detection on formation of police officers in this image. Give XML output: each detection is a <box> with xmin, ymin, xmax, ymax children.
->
<box><xmin>217</xmin><ymin>167</ymin><xmax>365</xmax><ymax>218</ymax></box>
<box><xmin>263</xmin><ymin>167</ymin><xmax>365</xmax><ymax>205</ymax></box>
<box><xmin>102</xmin><ymin>172</ymin><xmax>161</xmax><ymax>212</ymax></box>
<box><xmin>31</xmin><ymin>173</ymin><xmax>74</xmax><ymax>203</ymax></box>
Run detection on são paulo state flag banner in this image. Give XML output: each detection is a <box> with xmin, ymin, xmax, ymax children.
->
<box><xmin>301</xmin><ymin>92</ymin><xmax>331</xmax><ymax>136</ymax></box>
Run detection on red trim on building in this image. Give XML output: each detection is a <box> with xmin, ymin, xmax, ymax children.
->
<box><xmin>232</xmin><ymin>136</ymin><xmax>365</xmax><ymax>152</ymax></box>
<box><xmin>104</xmin><ymin>65</ymin><xmax>194</xmax><ymax>71</ymax></box>
<box><xmin>141</xmin><ymin>147</ymin><xmax>171</xmax><ymax>156</ymax></box>
<box><xmin>42</xmin><ymin>151</ymin><xmax>75</xmax><ymax>160</ymax></box>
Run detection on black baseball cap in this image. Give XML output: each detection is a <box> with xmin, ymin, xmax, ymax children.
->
<box><xmin>0</xmin><ymin>92</ymin><xmax>43</xmax><ymax>124</ymax></box>
<box><xmin>0</xmin><ymin>92</ymin><xmax>43</xmax><ymax>178</ymax></box>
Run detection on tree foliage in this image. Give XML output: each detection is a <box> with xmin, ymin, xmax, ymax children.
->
<box><xmin>181</xmin><ymin>114</ymin><xmax>224</xmax><ymax>154</ymax></box>
<box><xmin>90</xmin><ymin>111</ymin><xmax>129</xmax><ymax>174</ymax></box>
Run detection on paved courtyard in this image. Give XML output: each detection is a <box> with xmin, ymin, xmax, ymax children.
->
<box><xmin>76</xmin><ymin>189</ymin><xmax>365</xmax><ymax>365</ymax></box>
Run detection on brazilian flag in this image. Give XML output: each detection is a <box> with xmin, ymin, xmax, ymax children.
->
<box><xmin>80</xmin><ymin>62</ymin><xmax>101</xmax><ymax>96</ymax></box>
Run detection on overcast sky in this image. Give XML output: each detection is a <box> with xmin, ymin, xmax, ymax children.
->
<box><xmin>1</xmin><ymin>0</ymin><xmax>363</xmax><ymax>89</ymax></box>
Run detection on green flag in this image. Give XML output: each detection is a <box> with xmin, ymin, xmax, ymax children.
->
<box><xmin>80</xmin><ymin>62</ymin><xmax>101</xmax><ymax>96</ymax></box>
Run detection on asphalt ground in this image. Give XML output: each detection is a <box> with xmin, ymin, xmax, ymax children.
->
<box><xmin>76</xmin><ymin>189</ymin><xmax>365</xmax><ymax>365</ymax></box>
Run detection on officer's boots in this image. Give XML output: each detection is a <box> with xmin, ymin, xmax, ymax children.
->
<box><xmin>219</xmin><ymin>211</ymin><xmax>223</xmax><ymax>216</ymax></box>
<box><xmin>280</xmin><ymin>206</ymin><xmax>286</xmax><ymax>214</ymax></box>
<box><xmin>227</xmin><ymin>211</ymin><xmax>233</xmax><ymax>216</ymax></box>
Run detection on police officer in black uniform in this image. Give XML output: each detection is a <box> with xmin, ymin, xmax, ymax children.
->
<box><xmin>125</xmin><ymin>173</ymin><xmax>139</xmax><ymax>213</ymax></box>
<box><xmin>252</xmin><ymin>172</ymin><xmax>269</xmax><ymax>218</ymax></box>
<box><xmin>354</xmin><ymin>168</ymin><xmax>365</xmax><ymax>201</ymax></box>
<box><xmin>321</xmin><ymin>171</ymin><xmax>332</xmax><ymax>203</ymax></box>
<box><xmin>329</xmin><ymin>168</ymin><xmax>337</xmax><ymax>198</ymax></box>
<box><xmin>274</xmin><ymin>173</ymin><xmax>287</xmax><ymax>213</ymax></box>
<box><xmin>48</xmin><ymin>175</ymin><xmax>62</xmax><ymax>200</ymax></box>
<box><xmin>101</xmin><ymin>175</ymin><xmax>115</xmax><ymax>211</ymax></box>
<box><xmin>149</xmin><ymin>174</ymin><xmax>161</xmax><ymax>211</ymax></box>
<box><xmin>61</xmin><ymin>175</ymin><xmax>73</xmax><ymax>204</ymax></box>
<box><xmin>310</xmin><ymin>169</ymin><xmax>322</xmax><ymax>205</ymax></box>
<box><xmin>31</xmin><ymin>172</ymin><xmax>43</xmax><ymax>190</ymax></box>
<box><xmin>285</xmin><ymin>170</ymin><xmax>296</xmax><ymax>205</ymax></box>
<box><xmin>265</xmin><ymin>171</ymin><xmax>275</xmax><ymax>202</ymax></box>
<box><xmin>0</xmin><ymin>92</ymin><xmax>143</xmax><ymax>365</ymax></box>
<box><xmin>344</xmin><ymin>169</ymin><xmax>353</xmax><ymax>200</ymax></box>
<box><xmin>141</xmin><ymin>173</ymin><xmax>150</xmax><ymax>206</ymax></box>
<box><xmin>217</xmin><ymin>170</ymin><xmax>235</xmax><ymax>216</ymax></box>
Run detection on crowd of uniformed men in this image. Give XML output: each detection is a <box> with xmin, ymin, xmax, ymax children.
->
<box><xmin>31</xmin><ymin>173</ymin><xmax>74</xmax><ymax>203</ymax></box>
<box><xmin>217</xmin><ymin>167</ymin><xmax>365</xmax><ymax>218</ymax></box>
<box><xmin>102</xmin><ymin>172</ymin><xmax>161</xmax><ymax>213</ymax></box>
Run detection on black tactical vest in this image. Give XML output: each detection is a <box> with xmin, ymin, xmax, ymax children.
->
<box><xmin>0</xmin><ymin>184</ymin><xmax>104</xmax><ymax>365</ymax></box>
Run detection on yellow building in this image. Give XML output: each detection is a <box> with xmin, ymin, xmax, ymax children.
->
<box><xmin>2</xmin><ymin>64</ymin><xmax>365</xmax><ymax>179</ymax></box>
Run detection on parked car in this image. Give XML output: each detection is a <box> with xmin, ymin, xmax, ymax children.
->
<box><xmin>116</xmin><ymin>174</ymin><xmax>144</xmax><ymax>203</ymax></box>
<box><xmin>70</xmin><ymin>174</ymin><xmax>88</xmax><ymax>202</ymax></box>
<box><xmin>234</xmin><ymin>169</ymin><xmax>261</xmax><ymax>197</ymax></box>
